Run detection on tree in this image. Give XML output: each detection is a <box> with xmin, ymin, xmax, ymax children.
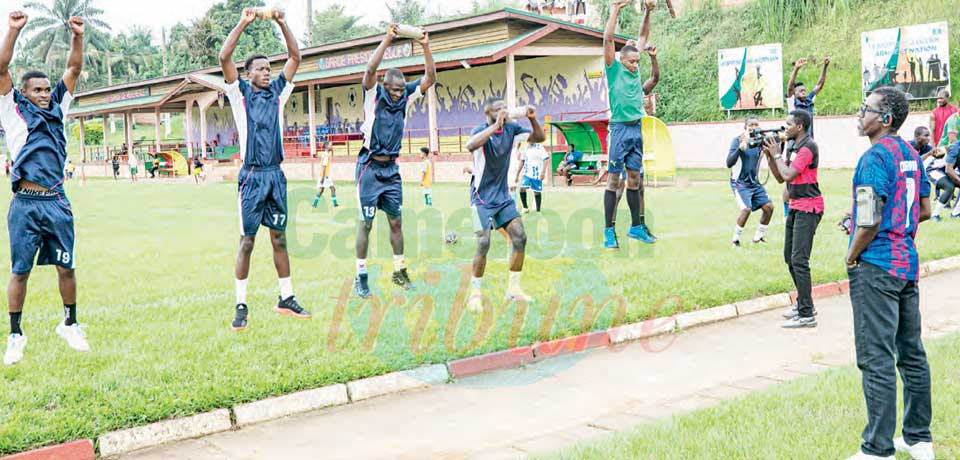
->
<box><xmin>385</xmin><ymin>0</ymin><xmax>428</xmax><ymax>26</ymax></box>
<box><xmin>106</xmin><ymin>26</ymin><xmax>162</xmax><ymax>84</ymax></box>
<box><xmin>22</xmin><ymin>0</ymin><xmax>111</xmax><ymax>66</ymax></box>
<box><xmin>588</xmin><ymin>0</ymin><xmax>642</xmax><ymax>37</ymax></box>
<box><xmin>168</xmin><ymin>0</ymin><xmax>283</xmax><ymax>74</ymax></box>
<box><xmin>72</xmin><ymin>120</ymin><xmax>103</xmax><ymax>145</ymax></box>
<box><xmin>467</xmin><ymin>0</ymin><xmax>514</xmax><ymax>15</ymax></box>
<box><xmin>306</xmin><ymin>4</ymin><xmax>377</xmax><ymax>46</ymax></box>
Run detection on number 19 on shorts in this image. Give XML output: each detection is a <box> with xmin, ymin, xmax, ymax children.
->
<box><xmin>55</xmin><ymin>249</ymin><xmax>71</xmax><ymax>264</ymax></box>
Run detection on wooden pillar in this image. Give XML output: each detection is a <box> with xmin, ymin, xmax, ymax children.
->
<box><xmin>78</xmin><ymin>117</ymin><xmax>87</xmax><ymax>183</ymax></box>
<box><xmin>505</xmin><ymin>53</ymin><xmax>517</xmax><ymax>109</ymax></box>
<box><xmin>185</xmin><ymin>101</ymin><xmax>194</xmax><ymax>159</ymax></box>
<box><xmin>199</xmin><ymin>107</ymin><xmax>208</xmax><ymax>160</ymax></box>
<box><xmin>78</xmin><ymin>117</ymin><xmax>86</xmax><ymax>162</ymax></box>
<box><xmin>427</xmin><ymin>85</ymin><xmax>439</xmax><ymax>154</ymax></box>
<box><xmin>102</xmin><ymin>114</ymin><xmax>109</xmax><ymax>160</ymax></box>
<box><xmin>308</xmin><ymin>84</ymin><xmax>317</xmax><ymax>158</ymax></box>
<box><xmin>124</xmin><ymin>112</ymin><xmax>133</xmax><ymax>154</ymax></box>
<box><xmin>154</xmin><ymin>107</ymin><xmax>162</xmax><ymax>152</ymax></box>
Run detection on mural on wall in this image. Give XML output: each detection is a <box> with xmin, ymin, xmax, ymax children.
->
<box><xmin>406</xmin><ymin>56</ymin><xmax>608</xmax><ymax>131</ymax></box>
<box><xmin>187</xmin><ymin>105</ymin><xmax>238</xmax><ymax>147</ymax></box>
<box><xmin>197</xmin><ymin>56</ymin><xmax>612</xmax><ymax>137</ymax></box>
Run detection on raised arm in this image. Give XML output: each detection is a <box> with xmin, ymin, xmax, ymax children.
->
<box><xmin>466</xmin><ymin>112</ymin><xmax>508</xmax><ymax>152</ymax></box>
<box><xmin>274</xmin><ymin>11</ymin><xmax>300</xmax><ymax>82</ymax></box>
<box><xmin>635</xmin><ymin>1</ymin><xmax>655</xmax><ymax>53</ymax></box>
<box><xmin>525</xmin><ymin>106</ymin><xmax>546</xmax><ymax>144</ymax></box>
<box><xmin>61</xmin><ymin>16</ymin><xmax>84</xmax><ymax>93</ymax></box>
<box><xmin>219</xmin><ymin>8</ymin><xmax>256</xmax><ymax>84</ymax></box>
<box><xmin>642</xmin><ymin>45</ymin><xmax>659</xmax><ymax>93</ymax></box>
<box><xmin>603</xmin><ymin>3</ymin><xmax>625</xmax><ymax>67</ymax></box>
<box><xmin>417</xmin><ymin>33</ymin><xmax>436</xmax><ymax>92</ymax></box>
<box><xmin>787</xmin><ymin>59</ymin><xmax>805</xmax><ymax>98</ymax></box>
<box><xmin>0</xmin><ymin>11</ymin><xmax>28</xmax><ymax>96</ymax></box>
<box><xmin>813</xmin><ymin>57</ymin><xmax>830</xmax><ymax>94</ymax></box>
<box><xmin>364</xmin><ymin>27</ymin><xmax>397</xmax><ymax>91</ymax></box>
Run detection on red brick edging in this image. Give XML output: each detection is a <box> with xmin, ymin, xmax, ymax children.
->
<box><xmin>0</xmin><ymin>440</ymin><xmax>94</xmax><ymax>460</ymax></box>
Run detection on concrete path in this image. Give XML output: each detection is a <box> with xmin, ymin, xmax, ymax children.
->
<box><xmin>122</xmin><ymin>270</ymin><xmax>960</xmax><ymax>460</ymax></box>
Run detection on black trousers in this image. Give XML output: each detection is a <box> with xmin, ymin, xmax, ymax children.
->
<box><xmin>934</xmin><ymin>176</ymin><xmax>955</xmax><ymax>205</ymax></box>
<box><xmin>848</xmin><ymin>262</ymin><xmax>932</xmax><ymax>456</ymax></box>
<box><xmin>784</xmin><ymin>209</ymin><xmax>821</xmax><ymax>317</ymax></box>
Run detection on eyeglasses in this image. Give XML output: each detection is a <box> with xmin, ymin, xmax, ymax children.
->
<box><xmin>858</xmin><ymin>104</ymin><xmax>885</xmax><ymax>116</ymax></box>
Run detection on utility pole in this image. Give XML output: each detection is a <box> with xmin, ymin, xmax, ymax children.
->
<box><xmin>306</xmin><ymin>0</ymin><xmax>314</xmax><ymax>45</ymax></box>
<box><xmin>161</xmin><ymin>27</ymin><xmax>168</xmax><ymax>76</ymax></box>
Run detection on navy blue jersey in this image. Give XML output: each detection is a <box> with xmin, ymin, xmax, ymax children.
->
<box><xmin>0</xmin><ymin>80</ymin><xmax>74</xmax><ymax>193</ymax></box>
<box><xmin>223</xmin><ymin>74</ymin><xmax>294</xmax><ymax>167</ymax></box>
<box><xmin>728</xmin><ymin>135</ymin><xmax>762</xmax><ymax>186</ymax></box>
<box><xmin>470</xmin><ymin>121</ymin><xmax>530</xmax><ymax>207</ymax></box>
<box><xmin>359</xmin><ymin>79</ymin><xmax>422</xmax><ymax>160</ymax></box>
<box><xmin>909</xmin><ymin>140</ymin><xmax>933</xmax><ymax>158</ymax></box>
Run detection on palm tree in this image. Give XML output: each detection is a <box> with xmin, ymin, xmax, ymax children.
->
<box><xmin>23</xmin><ymin>0</ymin><xmax>111</xmax><ymax>66</ymax></box>
<box><xmin>106</xmin><ymin>26</ymin><xmax>159</xmax><ymax>84</ymax></box>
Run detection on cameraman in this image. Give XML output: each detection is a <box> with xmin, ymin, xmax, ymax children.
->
<box><xmin>726</xmin><ymin>116</ymin><xmax>773</xmax><ymax>246</ymax></box>
<box><xmin>845</xmin><ymin>87</ymin><xmax>933</xmax><ymax>460</ymax></box>
<box><xmin>762</xmin><ymin>110</ymin><xmax>822</xmax><ymax>329</ymax></box>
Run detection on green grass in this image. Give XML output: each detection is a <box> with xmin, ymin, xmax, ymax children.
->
<box><xmin>544</xmin><ymin>332</ymin><xmax>960</xmax><ymax>459</ymax></box>
<box><xmin>1</xmin><ymin>169</ymin><xmax>959</xmax><ymax>453</ymax></box>
<box><xmin>650</xmin><ymin>0</ymin><xmax>959</xmax><ymax>122</ymax></box>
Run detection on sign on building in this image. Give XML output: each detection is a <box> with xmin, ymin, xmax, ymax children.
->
<box><xmin>718</xmin><ymin>43</ymin><xmax>783</xmax><ymax>111</ymax></box>
<box><xmin>106</xmin><ymin>88</ymin><xmax>150</xmax><ymax>104</ymax></box>
<box><xmin>317</xmin><ymin>43</ymin><xmax>413</xmax><ymax>71</ymax></box>
<box><xmin>861</xmin><ymin>22</ymin><xmax>950</xmax><ymax>100</ymax></box>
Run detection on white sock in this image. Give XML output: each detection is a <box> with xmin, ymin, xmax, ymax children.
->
<box><xmin>393</xmin><ymin>254</ymin><xmax>405</xmax><ymax>272</ymax></box>
<box><xmin>950</xmin><ymin>198</ymin><xmax>960</xmax><ymax>216</ymax></box>
<box><xmin>471</xmin><ymin>276</ymin><xmax>482</xmax><ymax>291</ymax></box>
<box><xmin>356</xmin><ymin>259</ymin><xmax>367</xmax><ymax>275</ymax></box>
<box><xmin>754</xmin><ymin>224</ymin><xmax>768</xmax><ymax>241</ymax></box>
<box><xmin>732</xmin><ymin>225</ymin><xmax>744</xmax><ymax>242</ymax></box>
<box><xmin>236</xmin><ymin>278</ymin><xmax>248</xmax><ymax>305</ymax></box>
<box><xmin>279</xmin><ymin>277</ymin><xmax>293</xmax><ymax>300</ymax></box>
<box><xmin>508</xmin><ymin>271</ymin><xmax>521</xmax><ymax>290</ymax></box>
<box><xmin>935</xmin><ymin>200</ymin><xmax>946</xmax><ymax>216</ymax></box>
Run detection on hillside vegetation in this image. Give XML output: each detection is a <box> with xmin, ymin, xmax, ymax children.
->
<box><xmin>644</xmin><ymin>0</ymin><xmax>958</xmax><ymax>122</ymax></box>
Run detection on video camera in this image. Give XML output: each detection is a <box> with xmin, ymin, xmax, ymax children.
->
<box><xmin>747</xmin><ymin>127</ymin><xmax>786</xmax><ymax>149</ymax></box>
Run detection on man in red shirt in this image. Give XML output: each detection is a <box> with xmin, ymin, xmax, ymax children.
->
<box><xmin>929</xmin><ymin>89</ymin><xmax>957</xmax><ymax>146</ymax></box>
<box><xmin>762</xmin><ymin>110</ymin><xmax>823</xmax><ymax>329</ymax></box>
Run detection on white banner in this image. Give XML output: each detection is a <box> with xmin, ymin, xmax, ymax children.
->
<box><xmin>718</xmin><ymin>43</ymin><xmax>784</xmax><ymax>111</ymax></box>
<box><xmin>861</xmin><ymin>22</ymin><xmax>950</xmax><ymax>99</ymax></box>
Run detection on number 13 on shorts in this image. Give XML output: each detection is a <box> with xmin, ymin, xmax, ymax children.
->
<box><xmin>363</xmin><ymin>206</ymin><xmax>376</xmax><ymax>218</ymax></box>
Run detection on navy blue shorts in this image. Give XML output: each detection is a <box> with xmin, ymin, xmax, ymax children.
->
<box><xmin>473</xmin><ymin>201</ymin><xmax>521</xmax><ymax>231</ymax></box>
<box><xmin>356</xmin><ymin>158</ymin><xmax>402</xmax><ymax>221</ymax></box>
<box><xmin>732</xmin><ymin>183</ymin><xmax>771</xmax><ymax>212</ymax></box>
<box><xmin>608</xmin><ymin>121</ymin><xmax>644</xmax><ymax>175</ymax></box>
<box><xmin>8</xmin><ymin>194</ymin><xmax>75</xmax><ymax>274</ymax></box>
<box><xmin>238</xmin><ymin>165</ymin><xmax>287</xmax><ymax>236</ymax></box>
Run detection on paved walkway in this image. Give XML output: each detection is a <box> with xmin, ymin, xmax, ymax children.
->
<box><xmin>123</xmin><ymin>270</ymin><xmax>960</xmax><ymax>460</ymax></box>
